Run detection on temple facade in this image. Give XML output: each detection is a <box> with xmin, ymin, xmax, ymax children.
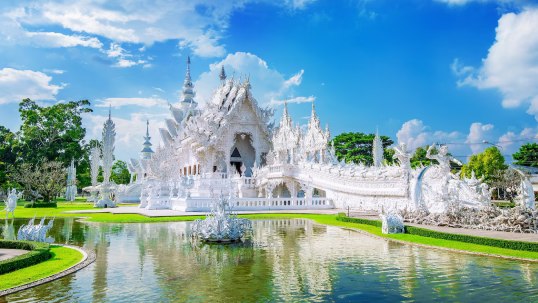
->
<box><xmin>115</xmin><ymin>58</ymin><xmax>492</xmax><ymax>214</ymax></box>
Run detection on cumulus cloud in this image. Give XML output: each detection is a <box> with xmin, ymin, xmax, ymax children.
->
<box><xmin>454</xmin><ymin>8</ymin><xmax>538</xmax><ymax>120</ymax></box>
<box><xmin>194</xmin><ymin>52</ymin><xmax>313</xmax><ymax>107</ymax></box>
<box><xmin>96</xmin><ymin>97</ymin><xmax>168</xmax><ymax>108</ymax></box>
<box><xmin>0</xmin><ymin>68</ymin><xmax>63</xmax><ymax>104</ymax></box>
<box><xmin>466</xmin><ymin>122</ymin><xmax>495</xmax><ymax>153</ymax></box>
<box><xmin>104</xmin><ymin>43</ymin><xmax>148</xmax><ymax>68</ymax></box>
<box><xmin>498</xmin><ymin>127</ymin><xmax>538</xmax><ymax>154</ymax></box>
<box><xmin>396</xmin><ymin>119</ymin><xmax>463</xmax><ymax>153</ymax></box>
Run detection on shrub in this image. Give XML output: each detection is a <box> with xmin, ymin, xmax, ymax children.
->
<box><xmin>335</xmin><ymin>216</ymin><xmax>382</xmax><ymax>228</ymax></box>
<box><xmin>405</xmin><ymin>225</ymin><xmax>538</xmax><ymax>252</ymax></box>
<box><xmin>0</xmin><ymin>240</ymin><xmax>51</xmax><ymax>274</ymax></box>
<box><xmin>24</xmin><ymin>202</ymin><xmax>57</xmax><ymax>208</ymax></box>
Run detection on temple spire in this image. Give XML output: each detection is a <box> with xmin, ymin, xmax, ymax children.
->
<box><xmin>141</xmin><ymin>120</ymin><xmax>154</xmax><ymax>160</ymax></box>
<box><xmin>179</xmin><ymin>56</ymin><xmax>196</xmax><ymax>108</ymax></box>
<box><xmin>372</xmin><ymin>128</ymin><xmax>383</xmax><ymax>168</ymax></box>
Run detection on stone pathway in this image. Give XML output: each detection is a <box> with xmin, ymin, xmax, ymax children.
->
<box><xmin>349</xmin><ymin>211</ymin><xmax>538</xmax><ymax>243</ymax></box>
<box><xmin>0</xmin><ymin>249</ymin><xmax>28</xmax><ymax>261</ymax></box>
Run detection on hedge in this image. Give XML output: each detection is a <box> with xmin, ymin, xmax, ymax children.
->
<box><xmin>335</xmin><ymin>215</ymin><xmax>382</xmax><ymax>228</ymax></box>
<box><xmin>405</xmin><ymin>225</ymin><xmax>538</xmax><ymax>253</ymax></box>
<box><xmin>336</xmin><ymin>216</ymin><xmax>538</xmax><ymax>253</ymax></box>
<box><xmin>0</xmin><ymin>240</ymin><xmax>51</xmax><ymax>274</ymax></box>
<box><xmin>24</xmin><ymin>202</ymin><xmax>57</xmax><ymax>208</ymax></box>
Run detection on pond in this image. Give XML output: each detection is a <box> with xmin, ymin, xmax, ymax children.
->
<box><xmin>1</xmin><ymin>218</ymin><xmax>538</xmax><ymax>302</ymax></box>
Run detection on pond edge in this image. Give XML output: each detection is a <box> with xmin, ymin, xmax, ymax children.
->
<box><xmin>0</xmin><ymin>244</ymin><xmax>96</xmax><ymax>297</ymax></box>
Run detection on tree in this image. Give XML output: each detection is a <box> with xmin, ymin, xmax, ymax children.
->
<box><xmin>513</xmin><ymin>143</ymin><xmax>538</xmax><ymax>167</ymax></box>
<box><xmin>460</xmin><ymin>146</ymin><xmax>507</xmax><ymax>186</ymax></box>
<box><xmin>11</xmin><ymin>159</ymin><xmax>66</xmax><ymax>202</ymax></box>
<box><xmin>17</xmin><ymin>98</ymin><xmax>92</xmax><ymax>167</ymax></box>
<box><xmin>410</xmin><ymin>146</ymin><xmax>435</xmax><ymax>168</ymax></box>
<box><xmin>111</xmin><ymin>160</ymin><xmax>131</xmax><ymax>185</ymax></box>
<box><xmin>331</xmin><ymin>132</ymin><xmax>394</xmax><ymax>165</ymax></box>
<box><xmin>0</xmin><ymin>126</ymin><xmax>18</xmax><ymax>191</ymax></box>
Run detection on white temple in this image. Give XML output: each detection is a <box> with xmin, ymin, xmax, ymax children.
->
<box><xmin>115</xmin><ymin>58</ymin><xmax>494</xmax><ymax>214</ymax></box>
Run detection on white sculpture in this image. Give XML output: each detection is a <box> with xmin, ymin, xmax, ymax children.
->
<box><xmin>4</xmin><ymin>188</ymin><xmax>17</xmax><ymax>219</ymax></box>
<box><xmin>514</xmin><ymin>169</ymin><xmax>536</xmax><ymax>210</ymax></box>
<box><xmin>17</xmin><ymin>217</ymin><xmax>55</xmax><ymax>243</ymax></box>
<box><xmin>393</xmin><ymin>143</ymin><xmax>411</xmax><ymax>171</ymax></box>
<box><xmin>65</xmin><ymin>159</ymin><xmax>77</xmax><ymax>201</ymax></box>
<box><xmin>95</xmin><ymin>109</ymin><xmax>117</xmax><ymax>208</ymax></box>
<box><xmin>190</xmin><ymin>194</ymin><xmax>252</xmax><ymax>242</ymax></box>
<box><xmin>372</xmin><ymin>130</ymin><xmax>384</xmax><ymax>167</ymax></box>
<box><xmin>380</xmin><ymin>212</ymin><xmax>405</xmax><ymax>234</ymax></box>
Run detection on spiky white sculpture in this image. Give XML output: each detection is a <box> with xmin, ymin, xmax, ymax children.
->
<box><xmin>95</xmin><ymin>110</ymin><xmax>117</xmax><ymax>208</ymax></box>
<box><xmin>17</xmin><ymin>217</ymin><xmax>55</xmax><ymax>243</ymax></box>
<box><xmin>372</xmin><ymin>130</ymin><xmax>384</xmax><ymax>167</ymax></box>
<box><xmin>65</xmin><ymin>159</ymin><xmax>77</xmax><ymax>201</ymax></box>
<box><xmin>190</xmin><ymin>195</ymin><xmax>252</xmax><ymax>242</ymax></box>
<box><xmin>88</xmin><ymin>144</ymin><xmax>101</xmax><ymax>202</ymax></box>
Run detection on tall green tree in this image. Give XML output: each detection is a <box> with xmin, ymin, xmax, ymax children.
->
<box><xmin>111</xmin><ymin>160</ymin><xmax>131</xmax><ymax>185</ymax></box>
<box><xmin>513</xmin><ymin>143</ymin><xmax>538</xmax><ymax>167</ymax></box>
<box><xmin>0</xmin><ymin>126</ymin><xmax>18</xmax><ymax>190</ymax></box>
<box><xmin>460</xmin><ymin>146</ymin><xmax>507</xmax><ymax>185</ymax></box>
<box><xmin>331</xmin><ymin>132</ymin><xmax>394</xmax><ymax>165</ymax></box>
<box><xmin>17</xmin><ymin>98</ymin><xmax>92</xmax><ymax>167</ymax></box>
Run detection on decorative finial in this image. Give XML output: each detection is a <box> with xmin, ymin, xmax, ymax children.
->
<box><xmin>219</xmin><ymin>65</ymin><xmax>227</xmax><ymax>82</ymax></box>
<box><xmin>146</xmin><ymin>120</ymin><xmax>150</xmax><ymax>137</ymax></box>
<box><xmin>108</xmin><ymin>105</ymin><xmax>111</xmax><ymax>119</ymax></box>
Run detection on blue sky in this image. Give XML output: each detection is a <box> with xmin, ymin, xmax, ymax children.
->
<box><xmin>1</xmin><ymin>0</ymin><xmax>538</xmax><ymax>162</ymax></box>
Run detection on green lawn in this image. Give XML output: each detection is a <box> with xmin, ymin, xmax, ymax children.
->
<box><xmin>0</xmin><ymin>245</ymin><xmax>83</xmax><ymax>291</ymax></box>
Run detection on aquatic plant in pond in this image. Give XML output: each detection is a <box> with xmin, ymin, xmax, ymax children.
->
<box><xmin>190</xmin><ymin>195</ymin><xmax>252</xmax><ymax>242</ymax></box>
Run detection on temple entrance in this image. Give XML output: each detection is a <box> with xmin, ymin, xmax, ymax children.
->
<box><xmin>230</xmin><ymin>133</ymin><xmax>256</xmax><ymax>177</ymax></box>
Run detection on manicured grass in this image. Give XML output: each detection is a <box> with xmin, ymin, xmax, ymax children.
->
<box><xmin>0</xmin><ymin>245</ymin><xmax>83</xmax><ymax>291</ymax></box>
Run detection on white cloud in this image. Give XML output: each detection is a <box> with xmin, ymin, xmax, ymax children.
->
<box><xmin>0</xmin><ymin>68</ymin><xmax>63</xmax><ymax>104</ymax></box>
<box><xmin>286</xmin><ymin>0</ymin><xmax>317</xmax><ymax>9</ymax></box>
<box><xmin>96</xmin><ymin>97</ymin><xmax>168</xmax><ymax>108</ymax></box>
<box><xmin>43</xmin><ymin>69</ymin><xmax>65</xmax><ymax>74</ymax></box>
<box><xmin>194</xmin><ymin>52</ymin><xmax>313</xmax><ymax>107</ymax></box>
<box><xmin>84</xmin><ymin>112</ymin><xmax>167</xmax><ymax>161</ymax></box>
<box><xmin>2</xmin><ymin>1</ymin><xmax>317</xmax><ymax>57</ymax></box>
<box><xmin>105</xmin><ymin>43</ymin><xmax>148</xmax><ymax>68</ymax></box>
<box><xmin>466</xmin><ymin>122</ymin><xmax>495</xmax><ymax>153</ymax></box>
<box><xmin>454</xmin><ymin>8</ymin><xmax>538</xmax><ymax>120</ymax></box>
<box><xmin>396</xmin><ymin>119</ymin><xmax>462</xmax><ymax>152</ymax></box>
<box><xmin>498</xmin><ymin>127</ymin><xmax>538</xmax><ymax>155</ymax></box>
<box><xmin>269</xmin><ymin>95</ymin><xmax>316</xmax><ymax>106</ymax></box>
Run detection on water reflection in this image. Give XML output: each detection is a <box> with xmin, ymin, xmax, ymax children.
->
<box><xmin>1</xmin><ymin>219</ymin><xmax>537</xmax><ymax>302</ymax></box>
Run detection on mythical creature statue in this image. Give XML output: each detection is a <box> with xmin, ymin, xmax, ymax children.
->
<box><xmin>380</xmin><ymin>212</ymin><xmax>405</xmax><ymax>234</ymax></box>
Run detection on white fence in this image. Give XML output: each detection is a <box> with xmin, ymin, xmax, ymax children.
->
<box><xmin>171</xmin><ymin>196</ymin><xmax>333</xmax><ymax>212</ymax></box>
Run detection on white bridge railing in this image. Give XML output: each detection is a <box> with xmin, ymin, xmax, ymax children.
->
<box><xmin>172</xmin><ymin>196</ymin><xmax>333</xmax><ymax>212</ymax></box>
